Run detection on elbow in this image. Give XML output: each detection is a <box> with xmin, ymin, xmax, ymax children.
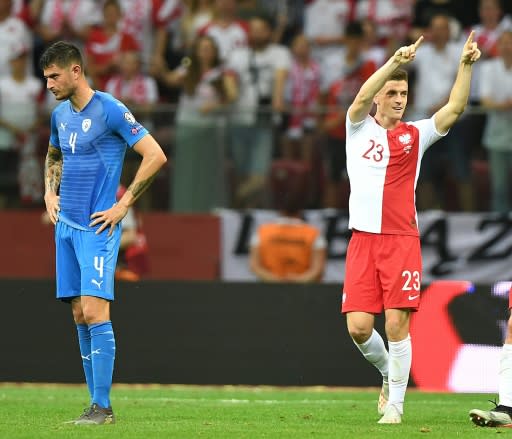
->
<box><xmin>156</xmin><ymin>149</ymin><xmax>167</xmax><ymax>167</ymax></box>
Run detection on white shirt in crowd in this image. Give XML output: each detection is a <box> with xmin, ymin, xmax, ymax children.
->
<box><xmin>0</xmin><ymin>17</ymin><xmax>31</xmax><ymax>77</ymax></box>
<box><xmin>39</xmin><ymin>0</ymin><xmax>102</xmax><ymax>35</ymax></box>
<box><xmin>0</xmin><ymin>75</ymin><xmax>42</xmax><ymax>151</ymax></box>
<box><xmin>356</xmin><ymin>0</ymin><xmax>413</xmax><ymax>42</ymax></box>
<box><xmin>303</xmin><ymin>0</ymin><xmax>353</xmax><ymax>64</ymax></box>
<box><xmin>227</xmin><ymin>44</ymin><xmax>291</xmax><ymax>124</ymax></box>
<box><xmin>200</xmin><ymin>20</ymin><xmax>248</xmax><ymax>61</ymax></box>
<box><xmin>412</xmin><ymin>41</ymin><xmax>461</xmax><ymax>119</ymax></box>
<box><xmin>346</xmin><ymin>114</ymin><xmax>444</xmax><ymax>235</ymax></box>
<box><xmin>480</xmin><ymin>58</ymin><xmax>512</xmax><ymax>151</ymax></box>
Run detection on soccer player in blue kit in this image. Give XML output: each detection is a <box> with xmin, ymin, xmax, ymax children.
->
<box><xmin>42</xmin><ymin>41</ymin><xmax>167</xmax><ymax>424</ymax></box>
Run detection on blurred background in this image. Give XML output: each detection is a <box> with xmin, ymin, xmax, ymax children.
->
<box><xmin>1</xmin><ymin>0</ymin><xmax>512</xmax><ymax>391</ymax></box>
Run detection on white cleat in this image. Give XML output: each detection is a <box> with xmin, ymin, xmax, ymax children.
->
<box><xmin>378</xmin><ymin>379</ymin><xmax>389</xmax><ymax>415</ymax></box>
<box><xmin>378</xmin><ymin>404</ymin><xmax>402</xmax><ymax>424</ymax></box>
<box><xmin>469</xmin><ymin>407</ymin><xmax>512</xmax><ymax>428</ymax></box>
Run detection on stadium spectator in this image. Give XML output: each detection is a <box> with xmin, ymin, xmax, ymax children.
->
<box><xmin>0</xmin><ymin>42</ymin><xmax>43</xmax><ymax>207</ymax></box>
<box><xmin>158</xmin><ymin>35</ymin><xmax>237</xmax><ymax>212</ymax></box>
<box><xmin>355</xmin><ymin>0</ymin><xmax>414</xmax><ymax>47</ymax></box>
<box><xmin>105</xmin><ymin>51</ymin><xmax>159</xmax><ymax>120</ymax></box>
<box><xmin>117</xmin><ymin>0</ymin><xmax>174</xmax><ymax>70</ymax></box>
<box><xmin>114</xmin><ymin>185</ymin><xmax>150</xmax><ymax>281</ymax></box>
<box><xmin>226</xmin><ymin>15</ymin><xmax>291</xmax><ymax>208</ymax></box>
<box><xmin>282</xmin><ymin>34</ymin><xmax>320</xmax><ymax>164</ymax></box>
<box><xmin>180</xmin><ymin>0</ymin><xmax>214</xmax><ymax>52</ymax></box>
<box><xmin>33</xmin><ymin>0</ymin><xmax>102</xmax><ymax>45</ymax></box>
<box><xmin>468</xmin><ymin>0</ymin><xmax>512</xmax><ymax>102</ymax></box>
<box><xmin>0</xmin><ymin>0</ymin><xmax>32</xmax><ymax>77</ymax></box>
<box><xmin>361</xmin><ymin>18</ymin><xmax>388</xmax><ymax>68</ymax></box>
<box><xmin>412</xmin><ymin>14</ymin><xmax>474</xmax><ymax>211</ymax></box>
<box><xmin>303</xmin><ymin>0</ymin><xmax>354</xmax><ymax>65</ymax></box>
<box><xmin>249</xmin><ymin>181</ymin><xmax>326</xmax><ymax>283</ymax></box>
<box><xmin>410</xmin><ymin>0</ymin><xmax>465</xmax><ymax>42</ymax></box>
<box><xmin>479</xmin><ymin>30</ymin><xmax>512</xmax><ymax>213</ymax></box>
<box><xmin>199</xmin><ymin>0</ymin><xmax>248</xmax><ymax>60</ymax></box>
<box><xmin>342</xmin><ymin>33</ymin><xmax>480</xmax><ymax>424</ymax></box>
<box><xmin>319</xmin><ymin>21</ymin><xmax>376</xmax><ymax>208</ymax></box>
<box><xmin>84</xmin><ymin>0</ymin><xmax>140</xmax><ymax>91</ymax></box>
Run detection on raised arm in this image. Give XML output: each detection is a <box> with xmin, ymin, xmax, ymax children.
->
<box><xmin>348</xmin><ymin>36</ymin><xmax>424</xmax><ymax>124</ymax></box>
<box><xmin>44</xmin><ymin>144</ymin><xmax>63</xmax><ymax>225</ymax></box>
<box><xmin>434</xmin><ymin>31</ymin><xmax>481</xmax><ymax>134</ymax></box>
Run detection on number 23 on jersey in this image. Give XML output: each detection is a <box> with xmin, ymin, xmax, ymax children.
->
<box><xmin>362</xmin><ymin>139</ymin><xmax>384</xmax><ymax>162</ymax></box>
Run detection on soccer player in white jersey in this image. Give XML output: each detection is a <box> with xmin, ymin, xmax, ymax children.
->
<box><xmin>42</xmin><ymin>41</ymin><xmax>167</xmax><ymax>424</ymax></box>
<box><xmin>342</xmin><ymin>32</ymin><xmax>480</xmax><ymax>424</ymax></box>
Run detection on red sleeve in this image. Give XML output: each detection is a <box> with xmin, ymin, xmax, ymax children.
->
<box><xmin>198</xmin><ymin>22</ymin><xmax>212</xmax><ymax>36</ymax></box>
<box><xmin>362</xmin><ymin>61</ymin><xmax>377</xmax><ymax>81</ymax></box>
<box><xmin>236</xmin><ymin>20</ymin><xmax>249</xmax><ymax>35</ymax></box>
<box><xmin>120</xmin><ymin>33</ymin><xmax>140</xmax><ymax>51</ymax></box>
<box><xmin>85</xmin><ymin>27</ymin><xmax>104</xmax><ymax>56</ymax></box>
<box><xmin>152</xmin><ymin>0</ymin><xmax>183</xmax><ymax>27</ymax></box>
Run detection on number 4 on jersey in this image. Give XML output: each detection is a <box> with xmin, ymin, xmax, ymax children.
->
<box><xmin>69</xmin><ymin>132</ymin><xmax>77</xmax><ymax>154</ymax></box>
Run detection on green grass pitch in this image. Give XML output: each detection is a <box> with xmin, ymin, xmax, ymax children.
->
<box><xmin>1</xmin><ymin>384</ymin><xmax>510</xmax><ymax>438</ymax></box>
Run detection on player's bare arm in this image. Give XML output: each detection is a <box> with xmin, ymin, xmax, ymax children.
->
<box><xmin>90</xmin><ymin>134</ymin><xmax>167</xmax><ymax>235</ymax></box>
<box><xmin>434</xmin><ymin>31</ymin><xmax>481</xmax><ymax>134</ymax></box>
<box><xmin>44</xmin><ymin>144</ymin><xmax>62</xmax><ymax>225</ymax></box>
<box><xmin>348</xmin><ymin>36</ymin><xmax>424</xmax><ymax>124</ymax></box>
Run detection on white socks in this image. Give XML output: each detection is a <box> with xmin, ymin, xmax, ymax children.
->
<box><xmin>499</xmin><ymin>344</ymin><xmax>512</xmax><ymax>407</ymax></box>
<box><xmin>354</xmin><ymin>329</ymin><xmax>389</xmax><ymax>380</ymax></box>
<box><xmin>387</xmin><ymin>335</ymin><xmax>412</xmax><ymax>414</ymax></box>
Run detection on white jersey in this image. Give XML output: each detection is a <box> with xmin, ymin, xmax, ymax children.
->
<box><xmin>346</xmin><ymin>114</ymin><xmax>445</xmax><ymax>235</ymax></box>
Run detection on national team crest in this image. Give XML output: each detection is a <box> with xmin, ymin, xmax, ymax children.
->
<box><xmin>82</xmin><ymin>118</ymin><xmax>92</xmax><ymax>133</ymax></box>
<box><xmin>398</xmin><ymin>133</ymin><xmax>411</xmax><ymax>145</ymax></box>
<box><xmin>124</xmin><ymin>112</ymin><xmax>136</xmax><ymax>124</ymax></box>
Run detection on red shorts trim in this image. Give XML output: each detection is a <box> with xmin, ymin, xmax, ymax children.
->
<box><xmin>509</xmin><ymin>286</ymin><xmax>512</xmax><ymax>309</ymax></box>
<box><xmin>342</xmin><ymin>231</ymin><xmax>422</xmax><ymax>314</ymax></box>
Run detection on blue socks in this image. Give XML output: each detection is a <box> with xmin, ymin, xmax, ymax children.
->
<box><xmin>76</xmin><ymin>324</ymin><xmax>94</xmax><ymax>400</ymax></box>
<box><xmin>88</xmin><ymin>321</ymin><xmax>116</xmax><ymax>408</ymax></box>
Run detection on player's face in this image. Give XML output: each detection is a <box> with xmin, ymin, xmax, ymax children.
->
<box><xmin>375</xmin><ymin>80</ymin><xmax>408</xmax><ymax>120</ymax></box>
<box><xmin>44</xmin><ymin>63</ymin><xmax>80</xmax><ymax>101</ymax></box>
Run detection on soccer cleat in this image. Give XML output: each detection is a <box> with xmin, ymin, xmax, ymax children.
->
<box><xmin>469</xmin><ymin>405</ymin><xmax>512</xmax><ymax>428</ymax></box>
<box><xmin>378</xmin><ymin>379</ymin><xmax>389</xmax><ymax>415</ymax></box>
<box><xmin>63</xmin><ymin>405</ymin><xmax>94</xmax><ymax>424</ymax></box>
<box><xmin>378</xmin><ymin>404</ymin><xmax>402</xmax><ymax>424</ymax></box>
<box><xmin>74</xmin><ymin>403</ymin><xmax>115</xmax><ymax>425</ymax></box>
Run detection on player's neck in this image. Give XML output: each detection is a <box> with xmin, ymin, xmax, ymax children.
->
<box><xmin>375</xmin><ymin>113</ymin><xmax>401</xmax><ymax>130</ymax></box>
<box><xmin>70</xmin><ymin>85</ymin><xmax>95</xmax><ymax>112</ymax></box>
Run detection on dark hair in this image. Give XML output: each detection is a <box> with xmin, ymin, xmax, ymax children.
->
<box><xmin>39</xmin><ymin>41</ymin><xmax>83</xmax><ymax>70</ymax></box>
<box><xmin>250</xmin><ymin>13</ymin><xmax>275</xmax><ymax>30</ymax></box>
<box><xmin>345</xmin><ymin>21</ymin><xmax>364</xmax><ymax>38</ymax></box>
<box><xmin>103</xmin><ymin>0</ymin><xmax>121</xmax><ymax>11</ymax></box>
<box><xmin>183</xmin><ymin>36</ymin><xmax>223</xmax><ymax>97</ymax></box>
<box><xmin>388</xmin><ymin>69</ymin><xmax>408</xmax><ymax>82</ymax></box>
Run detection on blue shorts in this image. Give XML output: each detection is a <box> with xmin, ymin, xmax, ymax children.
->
<box><xmin>55</xmin><ymin>221</ymin><xmax>121</xmax><ymax>302</ymax></box>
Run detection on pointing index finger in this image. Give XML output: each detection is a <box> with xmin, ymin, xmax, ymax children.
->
<box><xmin>466</xmin><ymin>30</ymin><xmax>475</xmax><ymax>46</ymax></box>
<box><xmin>413</xmin><ymin>35</ymin><xmax>424</xmax><ymax>49</ymax></box>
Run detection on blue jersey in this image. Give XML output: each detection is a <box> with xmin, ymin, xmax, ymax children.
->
<box><xmin>49</xmin><ymin>91</ymin><xmax>148</xmax><ymax>231</ymax></box>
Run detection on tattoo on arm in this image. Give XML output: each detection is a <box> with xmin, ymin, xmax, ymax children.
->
<box><xmin>127</xmin><ymin>172</ymin><xmax>158</xmax><ymax>200</ymax></box>
<box><xmin>45</xmin><ymin>146</ymin><xmax>63</xmax><ymax>193</ymax></box>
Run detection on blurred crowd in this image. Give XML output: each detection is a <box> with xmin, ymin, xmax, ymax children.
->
<box><xmin>1</xmin><ymin>0</ymin><xmax>512</xmax><ymax>213</ymax></box>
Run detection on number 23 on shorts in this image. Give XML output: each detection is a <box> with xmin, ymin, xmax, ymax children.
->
<box><xmin>402</xmin><ymin>270</ymin><xmax>420</xmax><ymax>300</ymax></box>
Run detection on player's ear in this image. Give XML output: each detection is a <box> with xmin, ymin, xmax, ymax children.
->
<box><xmin>71</xmin><ymin>64</ymin><xmax>82</xmax><ymax>78</ymax></box>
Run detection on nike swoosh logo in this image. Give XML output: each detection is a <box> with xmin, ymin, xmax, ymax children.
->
<box><xmin>408</xmin><ymin>294</ymin><xmax>420</xmax><ymax>301</ymax></box>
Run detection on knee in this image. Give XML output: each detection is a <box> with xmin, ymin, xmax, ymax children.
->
<box><xmin>348</xmin><ymin>324</ymin><xmax>373</xmax><ymax>344</ymax></box>
<box><xmin>72</xmin><ymin>304</ymin><xmax>85</xmax><ymax>324</ymax></box>
<box><xmin>385</xmin><ymin>317</ymin><xmax>408</xmax><ymax>342</ymax></box>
